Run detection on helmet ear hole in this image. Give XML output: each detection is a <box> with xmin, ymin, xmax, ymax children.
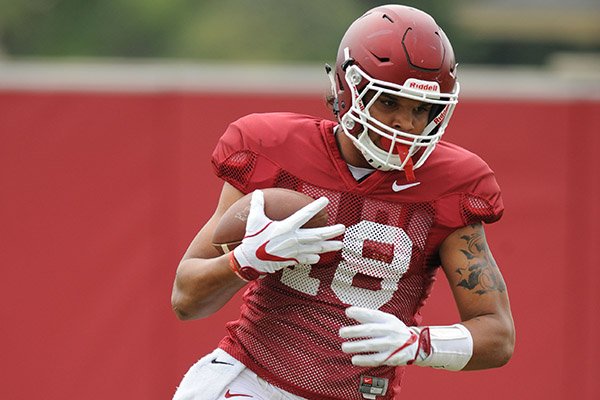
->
<box><xmin>336</xmin><ymin>72</ymin><xmax>345</xmax><ymax>92</ymax></box>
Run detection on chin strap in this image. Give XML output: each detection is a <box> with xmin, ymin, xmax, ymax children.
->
<box><xmin>395</xmin><ymin>143</ymin><xmax>416</xmax><ymax>182</ymax></box>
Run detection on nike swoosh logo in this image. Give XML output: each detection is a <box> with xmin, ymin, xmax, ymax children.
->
<box><xmin>210</xmin><ymin>358</ymin><xmax>234</xmax><ymax>366</ymax></box>
<box><xmin>392</xmin><ymin>181</ymin><xmax>420</xmax><ymax>192</ymax></box>
<box><xmin>224</xmin><ymin>389</ymin><xmax>253</xmax><ymax>398</ymax></box>
<box><xmin>255</xmin><ymin>241</ymin><xmax>298</xmax><ymax>263</ymax></box>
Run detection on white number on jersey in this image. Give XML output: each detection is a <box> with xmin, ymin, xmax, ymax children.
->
<box><xmin>280</xmin><ymin>220</ymin><xmax>412</xmax><ymax>309</ymax></box>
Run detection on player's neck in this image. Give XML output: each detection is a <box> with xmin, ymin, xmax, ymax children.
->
<box><xmin>334</xmin><ymin>126</ymin><xmax>372</xmax><ymax>169</ymax></box>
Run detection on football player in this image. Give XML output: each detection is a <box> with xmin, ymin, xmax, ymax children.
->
<box><xmin>171</xmin><ymin>4</ymin><xmax>515</xmax><ymax>399</ymax></box>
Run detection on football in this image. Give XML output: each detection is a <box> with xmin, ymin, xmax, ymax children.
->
<box><xmin>212</xmin><ymin>188</ymin><xmax>329</xmax><ymax>254</ymax></box>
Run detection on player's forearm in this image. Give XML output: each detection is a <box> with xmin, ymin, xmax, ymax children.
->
<box><xmin>171</xmin><ymin>255</ymin><xmax>247</xmax><ymax>320</ymax></box>
<box><xmin>460</xmin><ymin>313</ymin><xmax>515</xmax><ymax>370</ymax></box>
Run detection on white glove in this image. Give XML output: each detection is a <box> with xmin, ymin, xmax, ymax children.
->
<box><xmin>339</xmin><ymin>306</ymin><xmax>429</xmax><ymax>367</ymax></box>
<box><xmin>231</xmin><ymin>190</ymin><xmax>345</xmax><ymax>281</ymax></box>
<box><xmin>340</xmin><ymin>306</ymin><xmax>474</xmax><ymax>370</ymax></box>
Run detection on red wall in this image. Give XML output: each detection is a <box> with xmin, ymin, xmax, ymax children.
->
<box><xmin>1</xmin><ymin>90</ymin><xmax>599</xmax><ymax>399</ymax></box>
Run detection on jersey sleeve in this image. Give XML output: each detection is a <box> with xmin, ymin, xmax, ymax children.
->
<box><xmin>459</xmin><ymin>168</ymin><xmax>504</xmax><ymax>225</ymax></box>
<box><xmin>435</xmin><ymin>154</ymin><xmax>504</xmax><ymax>230</ymax></box>
<box><xmin>211</xmin><ymin>119</ymin><xmax>255</xmax><ymax>193</ymax></box>
<box><xmin>211</xmin><ymin>114</ymin><xmax>291</xmax><ymax>194</ymax></box>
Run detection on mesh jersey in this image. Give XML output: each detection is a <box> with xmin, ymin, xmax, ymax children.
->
<box><xmin>211</xmin><ymin>112</ymin><xmax>503</xmax><ymax>400</ymax></box>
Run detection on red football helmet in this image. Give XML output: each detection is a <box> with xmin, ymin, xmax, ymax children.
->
<box><xmin>327</xmin><ymin>5</ymin><xmax>459</xmax><ymax>179</ymax></box>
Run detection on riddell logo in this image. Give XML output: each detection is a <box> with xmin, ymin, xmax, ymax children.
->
<box><xmin>433</xmin><ymin>106</ymin><xmax>449</xmax><ymax>124</ymax></box>
<box><xmin>405</xmin><ymin>79</ymin><xmax>439</xmax><ymax>92</ymax></box>
<box><xmin>351</xmin><ymin>83</ymin><xmax>365</xmax><ymax>111</ymax></box>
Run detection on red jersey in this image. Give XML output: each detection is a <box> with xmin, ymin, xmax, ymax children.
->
<box><xmin>211</xmin><ymin>112</ymin><xmax>503</xmax><ymax>400</ymax></box>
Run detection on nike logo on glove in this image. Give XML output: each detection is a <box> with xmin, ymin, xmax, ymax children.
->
<box><xmin>392</xmin><ymin>181</ymin><xmax>420</xmax><ymax>192</ymax></box>
<box><xmin>255</xmin><ymin>241</ymin><xmax>298</xmax><ymax>263</ymax></box>
<box><xmin>224</xmin><ymin>389</ymin><xmax>253</xmax><ymax>398</ymax></box>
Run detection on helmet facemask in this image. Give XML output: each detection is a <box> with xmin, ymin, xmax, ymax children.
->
<box><xmin>338</xmin><ymin>63</ymin><xmax>459</xmax><ymax>180</ymax></box>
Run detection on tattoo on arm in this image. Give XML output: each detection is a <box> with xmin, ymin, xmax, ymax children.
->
<box><xmin>454</xmin><ymin>226</ymin><xmax>506</xmax><ymax>295</ymax></box>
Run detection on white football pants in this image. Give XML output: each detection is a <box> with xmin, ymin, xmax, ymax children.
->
<box><xmin>173</xmin><ymin>348</ymin><xmax>306</xmax><ymax>400</ymax></box>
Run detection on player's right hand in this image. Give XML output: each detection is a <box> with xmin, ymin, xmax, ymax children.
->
<box><xmin>231</xmin><ymin>190</ymin><xmax>345</xmax><ymax>280</ymax></box>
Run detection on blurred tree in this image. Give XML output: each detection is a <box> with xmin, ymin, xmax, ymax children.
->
<box><xmin>165</xmin><ymin>0</ymin><xmax>362</xmax><ymax>62</ymax></box>
<box><xmin>1</xmin><ymin>0</ymin><xmax>192</xmax><ymax>58</ymax></box>
<box><xmin>1</xmin><ymin>0</ymin><xmax>597</xmax><ymax>65</ymax></box>
<box><xmin>0</xmin><ymin>0</ymin><xmax>363</xmax><ymax>62</ymax></box>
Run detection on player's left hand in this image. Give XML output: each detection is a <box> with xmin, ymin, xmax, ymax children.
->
<box><xmin>339</xmin><ymin>306</ymin><xmax>429</xmax><ymax>367</ymax></box>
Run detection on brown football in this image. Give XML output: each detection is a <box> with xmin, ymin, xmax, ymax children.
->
<box><xmin>212</xmin><ymin>188</ymin><xmax>328</xmax><ymax>254</ymax></box>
